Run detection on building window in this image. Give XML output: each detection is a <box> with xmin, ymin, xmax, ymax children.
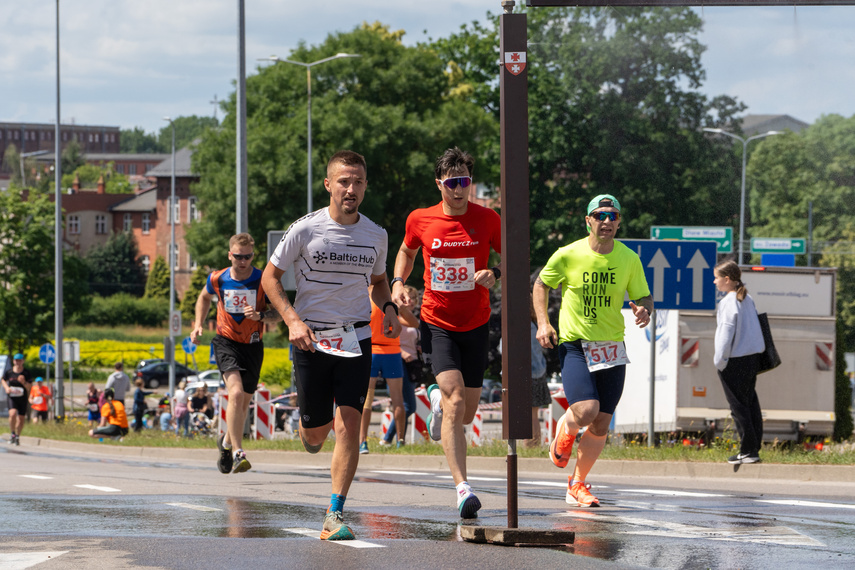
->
<box><xmin>142</xmin><ymin>213</ymin><xmax>151</xmax><ymax>234</ymax></box>
<box><xmin>189</xmin><ymin>254</ymin><xmax>198</xmax><ymax>270</ymax></box>
<box><xmin>68</xmin><ymin>215</ymin><xmax>80</xmax><ymax>234</ymax></box>
<box><xmin>188</xmin><ymin>197</ymin><xmax>198</xmax><ymax>222</ymax></box>
<box><xmin>172</xmin><ymin>243</ymin><xmax>180</xmax><ymax>270</ymax></box>
<box><xmin>123</xmin><ymin>213</ymin><xmax>132</xmax><ymax>232</ymax></box>
<box><xmin>88</xmin><ymin>133</ymin><xmax>93</xmax><ymax>143</ymax></box>
<box><xmin>167</xmin><ymin>199</ymin><xmax>180</xmax><ymax>224</ymax></box>
<box><xmin>62</xmin><ymin>132</ymin><xmax>67</xmax><ymax>141</ymax></box>
<box><xmin>95</xmin><ymin>133</ymin><xmax>99</xmax><ymax>143</ymax></box>
<box><xmin>116</xmin><ymin>164</ymin><xmax>124</xmax><ymax>174</ymax></box>
<box><xmin>129</xmin><ymin>164</ymin><xmax>137</xmax><ymax>175</ymax></box>
<box><xmin>95</xmin><ymin>215</ymin><xmax>107</xmax><ymax>234</ymax></box>
<box><xmin>140</xmin><ymin>255</ymin><xmax>150</xmax><ymax>273</ymax></box>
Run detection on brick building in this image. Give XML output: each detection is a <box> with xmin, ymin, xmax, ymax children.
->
<box><xmin>0</xmin><ymin>122</ymin><xmax>120</xmax><ymax>177</ymax></box>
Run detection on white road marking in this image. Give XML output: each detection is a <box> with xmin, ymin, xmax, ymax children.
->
<box><xmin>371</xmin><ymin>470</ymin><xmax>430</xmax><ymax>476</ymax></box>
<box><xmin>521</xmin><ymin>480</ymin><xmax>567</xmax><ymax>487</ymax></box>
<box><xmin>436</xmin><ymin>475</ymin><xmax>506</xmax><ymax>482</ymax></box>
<box><xmin>282</xmin><ymin>528</ymin><xmax>385</xmax><ymax>548</ymax></box>
<box><xmin>19</xmin><ymin>475</ymin><xmax>53</xmax><ymax>480</ymax></box>
<box><xmin>0</xmin><ymin>551</ymin><xmax>68</xmax><ymax>569</ymax></box>
<box><xmin>619</xmin><ymin>489</ymin><xmax>727</xmax><ymax>498</ymax></box>
<box><xmin>73</xmin><ymin>484</ymin><xmax>121</xmax><ymax>493</ymax></box>
<box><xmin>165</xmin><ymin>502</ymin><xmax>222</xmax><ymax>512</ymax></box>
<box><xmin>563</xmin><ymin>512</ymin><xmax>824</xmax><ymax>547</ymax></box>
<box><xmin>757</xmin><ymin>499</ymin><xmax>855</xmax><ymax>510</ymax></box>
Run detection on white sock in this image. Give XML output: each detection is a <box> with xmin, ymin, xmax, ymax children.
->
<box><xmin>456</xmin><ymin>481</ymin><xmax>473</xmax><ymax>503</ymax></box>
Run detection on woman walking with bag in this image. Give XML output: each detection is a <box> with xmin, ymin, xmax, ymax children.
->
<box><xmin>713</xmin><ymin>260</ymin><xmax>766</xmax><ymax>465</ymax></box>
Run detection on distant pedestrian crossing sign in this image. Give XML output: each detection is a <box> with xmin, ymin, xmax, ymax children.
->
<box><xmin>209</xmin><ymin>344</ymin><xmax>217</xmax><ymax>365</ymax></box>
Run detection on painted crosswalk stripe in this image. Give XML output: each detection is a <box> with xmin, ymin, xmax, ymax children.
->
<box><xmin>74</xmin><ymin>484</ymin><xmax>121</xmax><ymax>493</ymax></box>
<box><xmin>165</xmin><ymin>502</ymin><xmax>222</xmax><ymax>512</ymax></box>
<box><xmin>0</xmin><ymin>551</ymin><xmax>68</xmax><ymax>569</ymax></box>
<box><xmin>19</xmin><ymin>475</ymin><xmax>53</xmax><ymax>480</ymax></box>
<box><xmin>282</xmin><ymin>528</ymin><xmax>385</xmax><ymax>548</ymax></box>
<box><xmin>371</xmin><ymin>470</ymin><xmax>430</xmax><ymax>476</ymax></box>
<box><xmin>521</xmin><ymin>480</ymin><xmax>567</xmax><ymax>488</ymax></box>
<box><xmin>757</xmin><ymin>499</ymin><xmax>855</xmax><ymax>510</ymax></box>
<box><xmin>619</xmin><ymin>489</ymin><xmax>727</xmax><ymax>498</ymax></box>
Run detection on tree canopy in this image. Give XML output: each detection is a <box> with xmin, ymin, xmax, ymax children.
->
<box><xmin>120</xmin><ymin>115</ymin><xmax>219</xmax><ymax>154</ymax></box>
<box><xmin>186</xmin><ymin>22</ymin><xmax>498</xmax><ymax>273</ymax></box>
<box><xmin>85</xmin><ymin>231</ymin><xmax>147</xmax><ymax>297</ymax></box>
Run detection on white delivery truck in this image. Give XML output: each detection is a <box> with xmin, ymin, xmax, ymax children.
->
<box><xmin>613</xmin><ymin>265</ymin><xmax>837</xmax><ymax>442</ymax></box>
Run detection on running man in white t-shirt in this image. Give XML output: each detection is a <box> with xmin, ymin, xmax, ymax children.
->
<box><xmin>262</xmin><ymin>150</ymin><xmax>400</xmax><ymax>541</ymax></box>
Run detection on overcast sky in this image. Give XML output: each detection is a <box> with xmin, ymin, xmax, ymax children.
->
<box><xmin>2</xmin><ymin>1</ymin><xmax>854</xmax><ymax>134</ymax></box>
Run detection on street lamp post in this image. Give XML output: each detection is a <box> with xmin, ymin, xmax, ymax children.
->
<box><xmin>260</xmin><ymin>53</ymin><xmax>360</xmax><ymax>214</ymax></box>
<box><xmin>163</xmin><ymin>117</ymin><xmax>176</xmax><ymax>401</ymax></box>
<box><xmin>704</xmin><ymin>128</ymin><xmax>781</xmax><ymax>262</ymax></box>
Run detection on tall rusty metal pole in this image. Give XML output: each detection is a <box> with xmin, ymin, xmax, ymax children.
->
<box><xmin>499</xmin><ymin>0</ymin><xmax>531</xmax><ymax>530</ymax></box>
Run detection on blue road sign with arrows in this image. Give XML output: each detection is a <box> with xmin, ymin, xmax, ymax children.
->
<box><xmin>621</xmin><ymin>240</ymin><xmax>717</xmax><ymax>310</ymax></box>
<box><xmin>181</xmin><ymin>336</ymin><xmax>197</xmax><ymax>354</ymax></box>
<box><xmin>39</xmin><ymin>343</ymin><xmax>56</xmax><ymax>364</ymax></box>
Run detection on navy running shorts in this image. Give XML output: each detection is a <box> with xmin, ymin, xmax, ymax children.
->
<box><xmin>559</xmin><ymin>340</ymin><xmax>626</xmax><ymax>415</ymax></box>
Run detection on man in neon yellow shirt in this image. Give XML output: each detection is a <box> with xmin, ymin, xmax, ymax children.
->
<box><xmin>533</xmin><ymin>194</ymin><xmax>653</xmax><ymax>507</ymax></box>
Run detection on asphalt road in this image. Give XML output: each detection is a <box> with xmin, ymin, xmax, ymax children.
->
<box><xmin>2</xmin><ymin>437</ymin><xmax>855</xmax><ymax>569</ymax></box>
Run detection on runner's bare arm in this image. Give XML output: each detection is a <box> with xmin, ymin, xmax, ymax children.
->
<box><xmin>533</xmin><ymin>276</ymin><xmax>558</xmax><ymax>349</ymax></box>
<box><xmin>261</xmin><ymin>262</ymin><xmax>316</xmax><ymax>351</ymax></box>
<box><xmin>391</xmin><ymin>243</ymin><xmax>418</xmax><ymax>306</ymax></box>
<box><xmin>629</xmin><ymin>294</ymin><xmax>654</xmax><ymax>328</ymax></box>
<box><xmin>191</xmin><ymin>288</ymin><xmax>214</xmax><ymax>344</ymax></box>
<box><xmin>370</xmin><ymin>272</ymin><xmax>402</xmax><ymax>339</ymax></box>
<box><xmin>242</xmin><ymin>304</ymin><xmax>283</xmax><ymax>324</ymax></box>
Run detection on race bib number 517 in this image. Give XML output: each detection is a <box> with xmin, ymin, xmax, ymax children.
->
<box><xmin>582</xmin><ymin>340</ymin><xmax>630</xmax><ymax>372</ymax></box>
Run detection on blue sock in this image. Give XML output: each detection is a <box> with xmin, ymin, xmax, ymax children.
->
<box><xmin>330</xmin><ymin>493</ymin><xmax>346</xmax><ymax>513</ymax></box>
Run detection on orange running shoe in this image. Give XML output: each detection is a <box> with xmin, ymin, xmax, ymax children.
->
<box><xmin>549</xmin><ymin>411</ymin><xmax>576</xmax><ymax>468</ymax></box>
<box><xmin>566</xmin><ymin>480</ymin><xmax>599</xmax><ymax>507</ymax></box>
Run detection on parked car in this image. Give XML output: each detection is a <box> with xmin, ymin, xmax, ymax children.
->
<box><xmin>136</xmin><ymin>358</ymin><xmax>165</xmax><ymax>371</ymax></box>
<box><xmin>196</xmin><ymin>369</ymin><xmax>221</xmax><ymax>383</ymax></box>
<box><xmin>135</xmin><ymin>362</ymin><xmax>197</xmax><ymax>389</ymax></box>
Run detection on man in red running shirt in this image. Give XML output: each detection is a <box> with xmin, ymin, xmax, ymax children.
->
<box><xmin>391</xmin><ymin>147</ymin><xmax>501</xmax><ymax>519</ymax></box>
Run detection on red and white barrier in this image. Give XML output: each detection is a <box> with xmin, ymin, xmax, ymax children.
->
<box><xmin>381</xmin><ymin>408</ymin><xmax>393</xmax><ymax>440</ymax></box>
<box><xmin>253</xmin><ymin>388</ymin><xmax>274</xmax><ymax>440</ymax></box>
<box><xmin>216</xmin><ymin>389</ymin><xmax>275</xmax><ymax>441</ymax></box>
<box><xmin>410</xmin><ymin>386</ymin><xmax>432</xmax><ymax>443</ymax></box>
<box><xmin>816</xmin><ymin>342</ymin><xmax>833</xmax><ymax>371</ymax></box>
<box><xmin>465</xmin><ymin>410</ymin><xmax>483</xmax><ymax>446</ymax></box>
<box><xmin>681</xmin><ymin>338</ymin><xmax>699</xmax><ymax>367</ymax></box>
<box><xmin>544</xmin><ymin>389</ymin><xmax>569</xmax><ymax>445</ymax></box>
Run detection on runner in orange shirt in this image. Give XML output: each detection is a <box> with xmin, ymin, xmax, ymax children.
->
<box><xmin>28</xmin><ymin>377</ymin><xmax>52</xmax><ymax>423</ymax></box>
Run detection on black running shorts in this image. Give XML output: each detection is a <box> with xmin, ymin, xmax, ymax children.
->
<box><xmin>420</xmin><ymin>321</ymin><xmax>489</xmax><ymax>389</ymax></box>
<box><xmin>211</xmin><ymin>334</ymin><xmax>264</xmax><ymax>394</ymax></box>
<box><xmin>292</xmin><ymin>337</ymin><xmax>372</xmax><ymax>429</ymax></box>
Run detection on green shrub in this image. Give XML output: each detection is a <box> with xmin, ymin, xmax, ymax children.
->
<box><xmin>70</xmin><ymin>294</ymin><xmax>166</xmax><ymax>327</ymax></box>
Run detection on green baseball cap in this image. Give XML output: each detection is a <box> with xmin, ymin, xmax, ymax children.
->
<box><xmin>587</xmin><ymin>194</ymin><xmax>621</xmax><ymax>215</ymax></box>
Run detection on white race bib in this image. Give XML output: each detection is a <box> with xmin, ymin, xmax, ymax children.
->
<box><xmin>89</xmin><ymin>403</ymin><xmax>99</xmax><ymax>412</ymax></box>
<box><xmin>8</xmin><ymin>386</ymin><xmax>24</xmax><ymax>398</ymax></box>
<box><xmin>313</xmin><ymin>325</ymin><xmax>362</xmax><ymax>358</ymax></box>
<box><xmin>582</xmin><ymin>340</ymin><xmax>630</xmax><ymax>372</ymax></box>
<box><xmin>223</xmin><ymin>289</ymin><xmax>257</xmax><ymax>314</ymax></box>
<box><xmin>32</xmin><ymin>396</ymin><xmax>44</xmax><ymax>405</ymax></box>
<box><xmin>430</xmin><ymin>257</ymin><xmax>475</xmax><ymax>292</ymax></box>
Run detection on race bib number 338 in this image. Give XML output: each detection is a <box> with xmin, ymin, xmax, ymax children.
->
<box><xmin>582</xmin><ymin>340</ymin><xmax>630</xmax><ymax>372</ymax></box>
<box><xmin>430</xmin><ymin>257</ymin><xmax>475</xmax><ymax>292</ymax></box>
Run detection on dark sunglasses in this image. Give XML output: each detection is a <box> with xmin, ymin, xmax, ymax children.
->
<box><xmin>589</xmin><ymin>211</ymin><xmax>619</xmax><ymax>222</ymax></box>
<box><xmin>231</xmin><ymin>252</ymin><xmax>254</xmax><ymax>261</ymax></box>
<box><xmin>439</xmin><ymin>176</ymin><xmax>472</xmax><ymax>190</ymax></box>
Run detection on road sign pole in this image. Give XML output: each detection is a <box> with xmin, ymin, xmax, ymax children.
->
<box><xmin>648</xmin><ymin>310</ymin><xmax>656</xmax><ymax>448</ymax></box>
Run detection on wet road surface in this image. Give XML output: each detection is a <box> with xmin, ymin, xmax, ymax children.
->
<box><xmin>2</xmin><ymin>441</ymin><xmax>855</xmax><ymax>569</ymax></box>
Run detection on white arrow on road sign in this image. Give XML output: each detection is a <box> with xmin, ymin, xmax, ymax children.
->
<box><xmin>686</xmin><ymin>249</ymin><xmax>710</xmax><ymax>303</ymax></box>
<box><xmin>646</xmin><ymin>249</ymin><xmax>671</xmax><ymax>303</ymax></box>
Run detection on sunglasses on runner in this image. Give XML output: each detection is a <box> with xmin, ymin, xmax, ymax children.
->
<box><xmin>439</xmin><ymin>176</ymin><xmax>472</xmax><ymax>190</ymax></box>
<box><xmin>231</xmin><ymin>252</ymin><xmax>254</xmax><ymax>261</ymax></box>
<box><xmin>589</xmin><ymin>211</ymin><xmax>619</xmax><ymax>222</ymax></box>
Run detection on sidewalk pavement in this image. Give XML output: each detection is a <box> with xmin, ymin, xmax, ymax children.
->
<box><xmin>21</xmin><ymin>436</ymin><xmax>855</xmax><ymax>484</ymax></box>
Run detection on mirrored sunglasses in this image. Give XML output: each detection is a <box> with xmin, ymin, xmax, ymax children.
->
<box><xmin>440</xmin><ymin>176</ymin><xmax>472</xmax><ymax>190</ymax></box>
<box><xmin>589</xmin><ymin>211</ymin><xmax>619</xmax><ymax>222</ymax></box>
<box><xmin>231</xmin><ymin>252</ymin><xmax>254</xmax><ymax>261</ymax></box>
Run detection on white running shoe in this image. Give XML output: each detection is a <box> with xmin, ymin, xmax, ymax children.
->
<box><xmin>426</xmin><ymin>384</ymin><xmax>442</xmax><ymax>441</ymax></box>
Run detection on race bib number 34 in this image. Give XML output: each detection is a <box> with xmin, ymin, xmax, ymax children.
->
<box><xmin>430</xmin><ymin>257</ymin><xmax>475</xmax><ymax>292</ymax></box>
<box><xmin>223</xmin><ymin>289</ymin><xmax>257</xmax><ymax>314</ymax></box>
<box><xmin>582</xmin><ymin>340</ymin><xmax>630</xmax><ymax>372</ymax></box>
